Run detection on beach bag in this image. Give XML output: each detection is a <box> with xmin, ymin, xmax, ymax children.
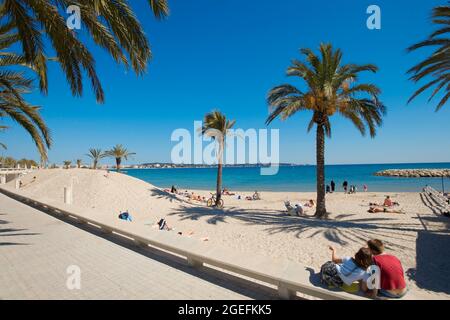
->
<box><xmin>320</xmin><ymin>261</ymin><xmax>344</xmax><ymax>287</ymax></box>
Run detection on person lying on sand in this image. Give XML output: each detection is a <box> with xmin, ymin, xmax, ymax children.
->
<box><xmin>245</xmin><ymin>191</ymin><xmax>261</xmax><ymax>201</ymax></box>
<box><xmin>222</xmin><ymin>188</ymin><xmax>235</xmax><ymax>196</ymax></box>
<box><xmin>368</xmin><ymin>206</ymin><xmax>405</xmax><ymax>214</ymax></box>
<box><xmin>321</xmin><ymin>246</ymin><xmax>373</xmax><ymax>288</ymax></box>
<box><xmin>187</xmin><ymin>192</ymin><xmax>202</xmax><ymax>201</ymax></box>
<box><xmin>153</xmin><ymin>218</ymin><xmax>209</xmax><ymax>241</ymax></box>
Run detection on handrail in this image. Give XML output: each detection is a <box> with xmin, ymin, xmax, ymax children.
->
<box><xmin>0</xmin><ymin>186</ymin><xmax>366</xmax><ymax>300</ymax></box>
<box><xmin>423</xmin><ymin>186</ymin><xmax>450</xmax><ymax>213</ymax></box>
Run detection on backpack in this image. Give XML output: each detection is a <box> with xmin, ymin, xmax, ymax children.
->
<box><xmin>320</xmin><ymin>261</ymin><xmax>344</xmax><ymax>287</ymax></box>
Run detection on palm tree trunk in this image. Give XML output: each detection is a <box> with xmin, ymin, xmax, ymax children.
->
<box><xmin>216</xmin><ymin>162</ymin><xmax>223</xmax><ymax>206</ymax></box>
<box><xmin>116</xmin><ymin>157</ymin><xmax>121</xmax><ymax>172</ymax></box>
<box><xmin>315</xmin><ymin>124</ymin><xmax>327</xmax><ymax>218</ymax></box>
<box><xmin>93</xmin><ymin>160</ymin><xmax>97</xmax><ymax>170</ymax></box>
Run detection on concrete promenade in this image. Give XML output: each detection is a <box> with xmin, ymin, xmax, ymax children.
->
<box><xmin>0</xmin><ymin>193</ymin><xmax>276</xmax><ymax>299</ymax></box>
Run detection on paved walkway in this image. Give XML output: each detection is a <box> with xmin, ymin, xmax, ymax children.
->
<box><xmin>0</xmin><ymin>193</ymin><xmax>275</xmax><ymax>299</ymax></box>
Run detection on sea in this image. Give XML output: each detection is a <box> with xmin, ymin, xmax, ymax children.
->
<box><xmin>122</xmin><ymin>163</ymin><xmax>450</xmax><ymax>192</ymax></box>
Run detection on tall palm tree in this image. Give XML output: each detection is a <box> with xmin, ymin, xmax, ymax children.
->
<box><xmin>0</xmin><ymin>21</ymin><xmax>51</xmax><ymax>160</ymax></box>
<box><xmin>266</xmin><ymin>44</ymin><xmax>385</xmax><ymax>218</ymax></box>
<box><xmin>76</xmin><ymin>159</ymin><xmax>82</xmax><ymax>168</ymax></box>
<box><xmin>201</xmin><ymin>110</ymin><xmax>235</xmax><ymax>207</ymax></box>
<box><xmin>86</xmin><ymin>148</ymin><xmax>105</xmax><ymax>170</ymax></box>
<box><xmin>1</xmin><ymin>0</ymin><xmax>169</xmax><ymax>103</ymax></box>
<box><xmin>63</xmin><ymin>160</ymin><xmax>71</xmax><ymax>169</ymax></box>
<box><xmin>105</xmin><ymin>144</ymin><xmax>135</xmax><ymax>172</ymax></box>
<box><xmin>408</xmin><ymin>5</ymin><xmax>450</xmax><ymax>111</ymax></box>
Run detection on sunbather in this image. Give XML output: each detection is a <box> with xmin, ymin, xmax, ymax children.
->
<box><xmin>284</xmin><ymin>201</ymin><xmax>304</xmax><ymax>216</ymax></box>
<box><xmin>156</xmin><ymin>218</ymin><xmax>172</xmax><ymax>231</ymax></box>
<box><xmin>368</xmin><ymin>206</ymin><xmax>404</xmax><ymax>214</ymax></box>
<box><xmin>304</xmin><ymin>199</ymin><xmax>315</xmax><ymax>207</ymax></box>
<box><xmin>223</xmin><ymin>188</ymin><xmax>235</xmax><ymax>196</ymax></box>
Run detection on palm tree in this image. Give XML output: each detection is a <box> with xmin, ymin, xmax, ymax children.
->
<box><xmin>0</xmin><ymin>125</ymin><xmax>7</xmax><ymax>149</ymax></box>
<box><xmin>86</xmin><ymin>148</ymin><xmax>105</xmax><ymax>170</ymax></box>
<box><xmin>105</xmin><ymin>144</ymin><xmax>135</xmax><ymax>172</ymax></box>
<box><xmin>0</xmin><ymin>21</ymin><xmax>52</xmax><ymax>160</ymax></box>
<box><xmin>76</xmin><ymin>159</ymin><xmax>82</xmax><ymax>168</ymax></box>
<box><xmin>266</xmin><ymin>43</ymin><xmax>385</xmax><ymax>218</ymax></box>
<box><xmin>201</xmin><ymin>110</ymin><xmax>235</xmax><ymax>207</ymax></box>
<box><xmin>408</xmin><ymin>5</ymin><xmax>450</xmax><ymax>111</ymax></box>
<box><xmin>63</xmin><ymin>160</ymin><xmax>71</xmax><ymax>169</ymax></box>
<box><xmin>1</xmin><ymin>0</ymin><xmax>169</xmax><ymax>103</ymax></box>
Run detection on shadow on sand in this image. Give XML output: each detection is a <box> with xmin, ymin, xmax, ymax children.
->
<box><xmin>406</xmin><ymin>230</ymin><xmax>450</xmax><ymax>295</ymax></box>
<box><xmin>168</xmin><ymin>204</ymin><xmax>439</xmax><ymax>251</ymax></box>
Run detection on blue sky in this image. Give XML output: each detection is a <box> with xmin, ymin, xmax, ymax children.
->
<box><xmin>2</xmin><ymin>0</ymin><xmax>450</xmax><ymax>165</ymax></box>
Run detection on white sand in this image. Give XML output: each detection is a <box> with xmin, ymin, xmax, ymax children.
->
<box><xmin>6</xmin><ymin>168</ymin><xmax>450</xmax><ymax>299</ymax></box>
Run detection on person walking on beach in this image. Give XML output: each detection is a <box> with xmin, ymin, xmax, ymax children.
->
<box><xmin>343</xmin><ymin>181</ymin><xmax>348</xmax><ymax>193</ymax></box>
<box><xmin>364</xmin><ymin>239</ymin><xmax>407</xmax><ymax>299</ymax></box>
<box><xmin>331</xmin><ymin>180</ymin><xmax>336</xmax><ymax>193</ymax></box>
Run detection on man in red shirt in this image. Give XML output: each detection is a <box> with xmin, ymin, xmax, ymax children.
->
<box><xmin>366</xmin><ymin>239</ymin><xmax>407</xmax><ymax>298</ymax></box>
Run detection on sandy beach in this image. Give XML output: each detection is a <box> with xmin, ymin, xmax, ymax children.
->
<box><xmin>5</xmin><ymin>168</ymin><xmax>450</xmax><ymax>300</ymax></box>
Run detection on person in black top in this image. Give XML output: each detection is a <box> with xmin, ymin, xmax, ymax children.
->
<box><xmin>343</xmin><ymin>181</ymin><xmax>348</xmax><ymax>193</ymax></box>
<box><xmin>330</xmin><ymin>180</ymin><xmax>335</xmax><ymax>193</ymax></box>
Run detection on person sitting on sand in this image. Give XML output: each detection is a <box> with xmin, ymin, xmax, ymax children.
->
<box><xmin>368</xmin><ymin>206</ymin><xmax>404</xmax><ymax>214</ymax></box>
<box><xmin>321</xmin><ymin>246</ymin><xmax>373</xmax><ymax>288</ymax></box>
<box><xmin>284</xmin><ymin>201</ymin><xmax>302</xmax><ymax>217</ymax></box>
<box><xmin>304</xmin><ymin>199</ymin><xmax>315</xmax><ymax>208</ymax></box>
<box><xmin>383</xmin><ymin>196</ymin><xmax>393</xmax><ymax>207</ymax></box>
<box><xmin>156</xmin><ymin>218</ymin><xmax>172</xmax><ymax>231</ymax></box>
<box><xmin>252</xmin><ymin>191</ymin><xmax>261</xmax><ymax>200</ymax></box>
<box><xmin>382</xmin><ymin>196</ymin><xmax>400</xmax><ymax>207</ymax></box>
<box><xmin>363</xmin><ymin>239</ymin><xmax>407</xmax><ymax>299</ymax></box>
<box><xmin>170</xmin><ymin>185</ymin><xmax>177</xmax><ymax>193</ymax></box>
<box><xmin>295</xmin><ymin>204</ymin><xmax>305</xmax><ymax>216</ymax></box>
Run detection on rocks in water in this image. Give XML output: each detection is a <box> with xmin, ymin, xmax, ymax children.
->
<box><xmin>374</xmin><ymin>169</ymin><xmax>450</xmax><ymax>178</ymax></box>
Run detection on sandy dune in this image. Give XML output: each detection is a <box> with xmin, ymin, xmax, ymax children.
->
<box><xmin>5</xmin><ymin>168</ymin><xmax>450</xmax><ymax>299</ymax></box>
